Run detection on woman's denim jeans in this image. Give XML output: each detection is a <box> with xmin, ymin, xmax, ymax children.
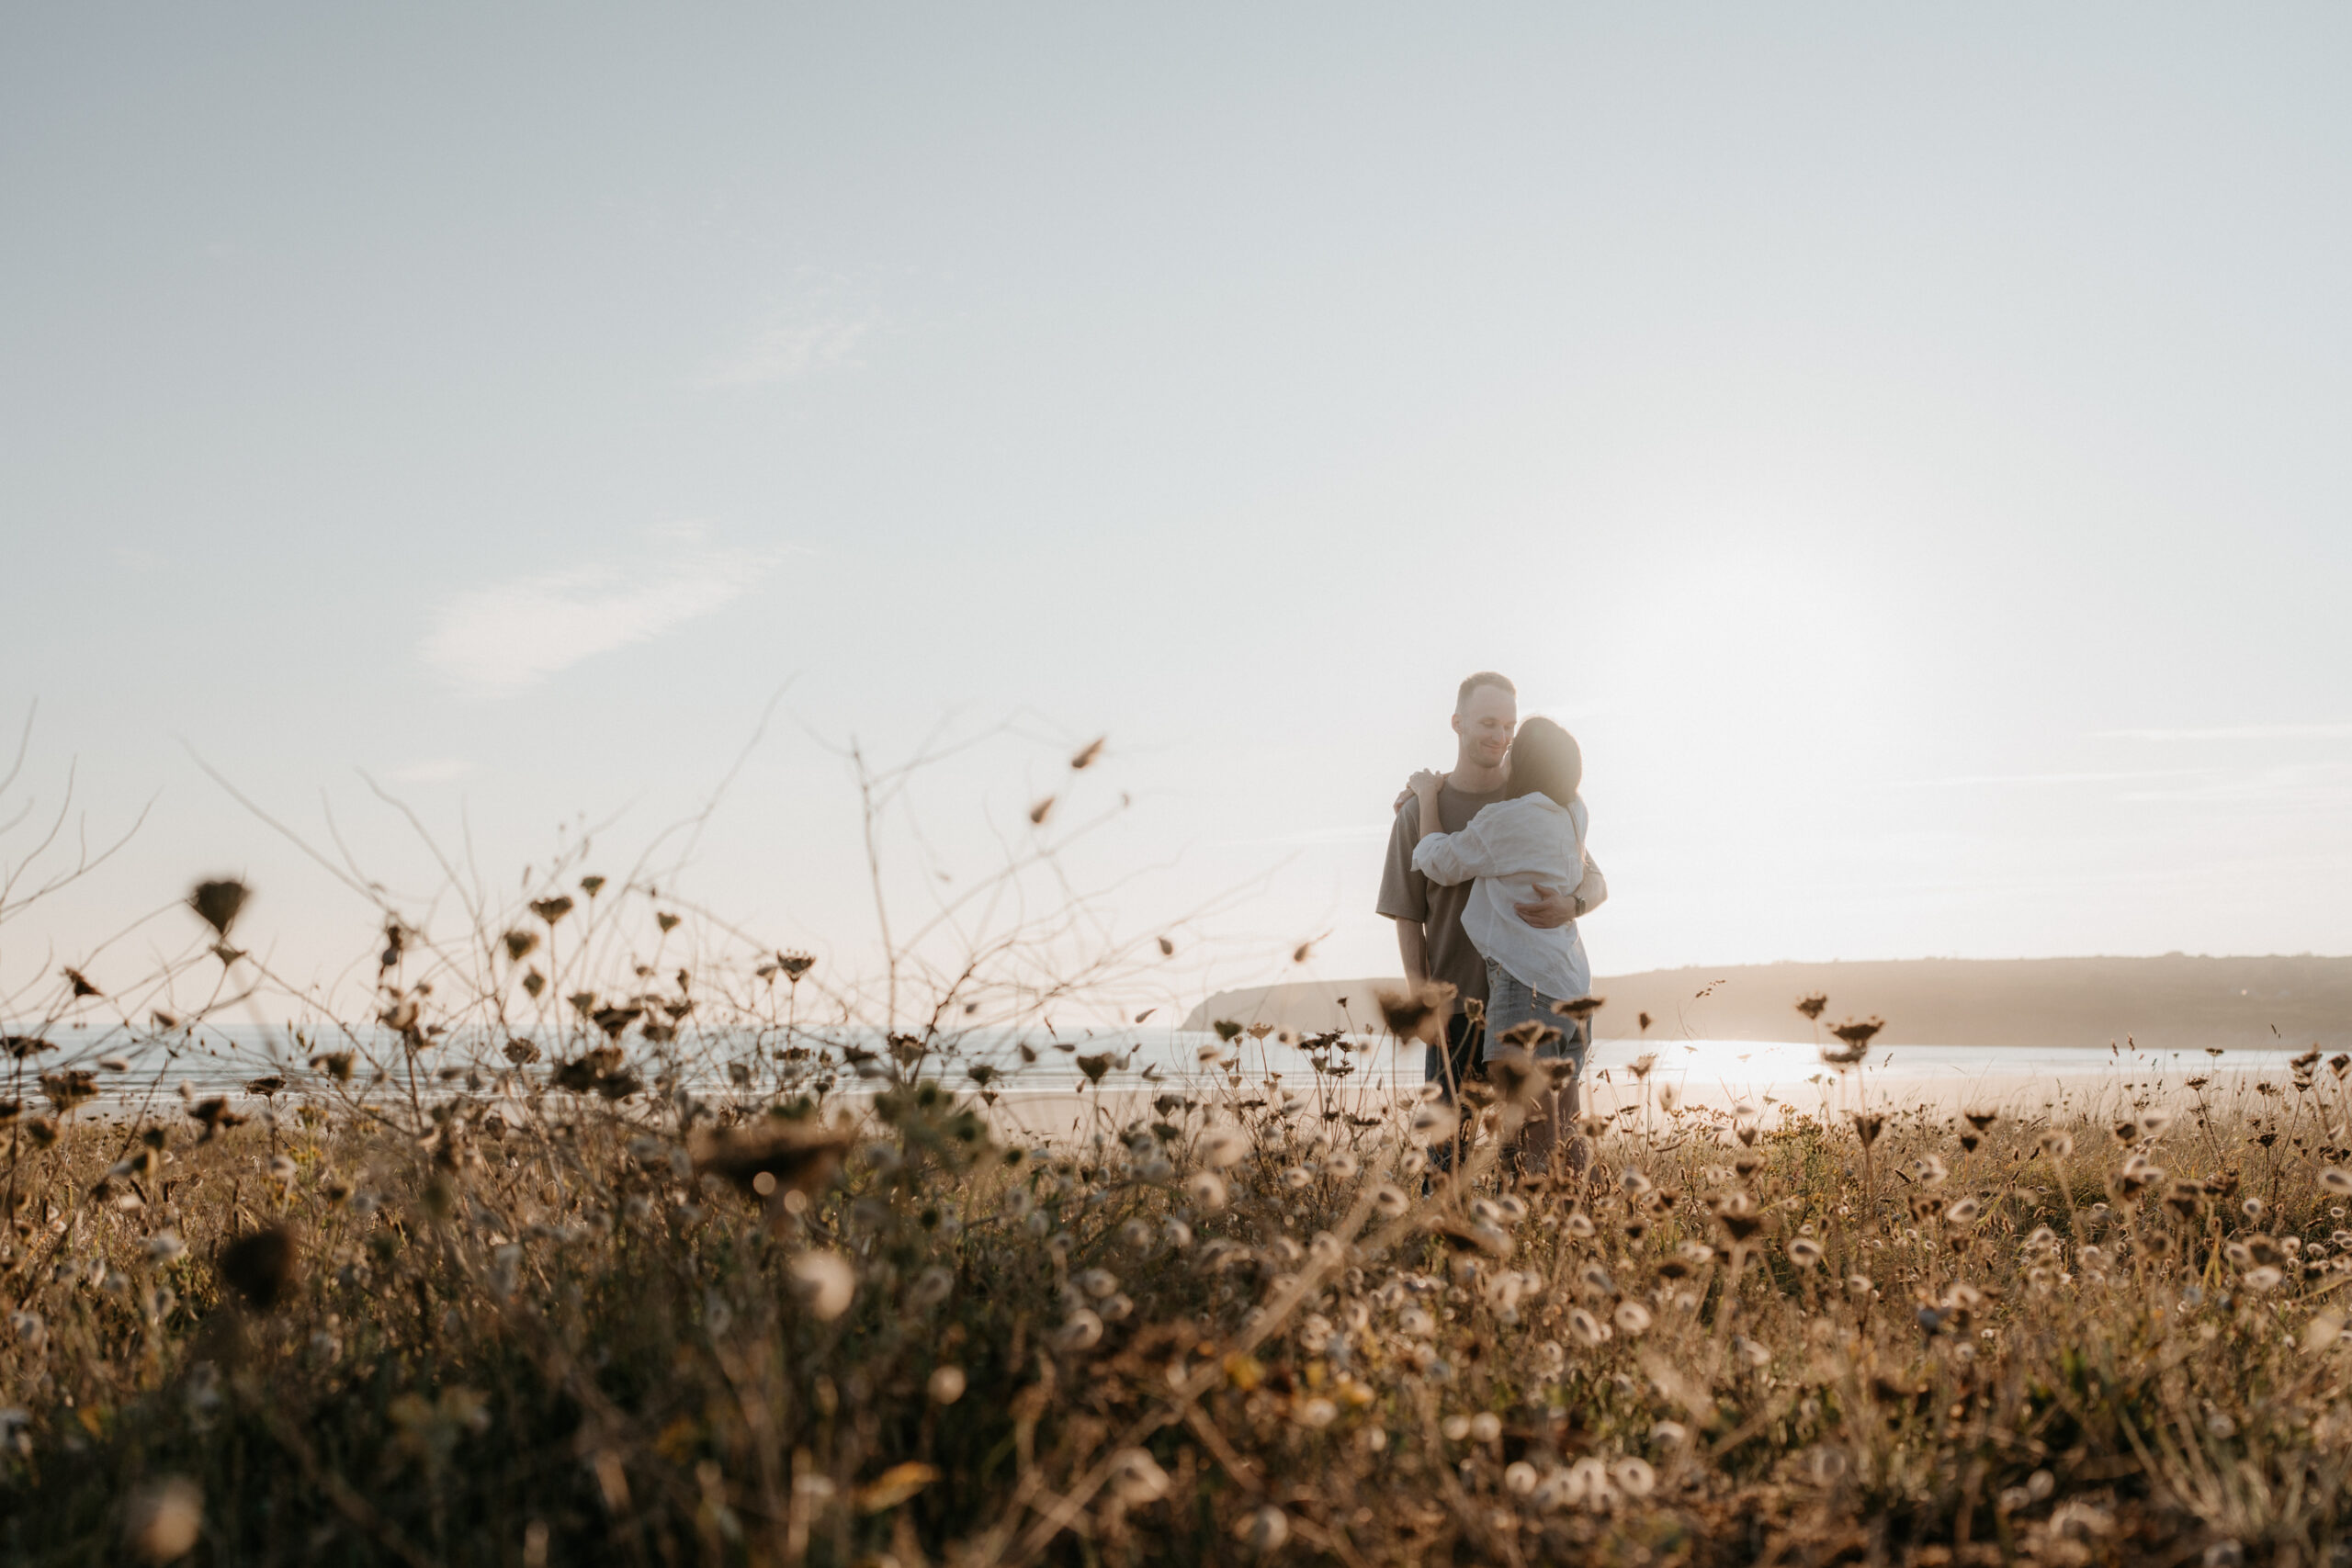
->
<box><xmin>1482</xmin><ymin>957</ymin><xmax>1589</xmax><ymax>1073</ymax></box>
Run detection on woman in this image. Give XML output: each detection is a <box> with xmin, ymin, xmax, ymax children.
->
<box><xmin>1406</xmin><ymin>716</ymin><xmax>1591</xmax><ymax>1178</ymax></box>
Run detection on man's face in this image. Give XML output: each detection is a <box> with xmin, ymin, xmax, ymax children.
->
<box><xmin>1451</xmin><ymin>685</ymin><xmax>1517</xmax><ymax>771</ymax></box>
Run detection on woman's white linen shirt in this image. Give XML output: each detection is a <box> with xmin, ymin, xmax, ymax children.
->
<box><xmin>1408</xmin><ymin>795</ymin><xmax>1591</xmax><ymax>1002</ymax></box>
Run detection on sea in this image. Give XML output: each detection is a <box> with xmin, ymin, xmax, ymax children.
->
<box><xmin>4</xmin><ymin>1019</ymin><xmax>2327</xmax><ymax>1119</ymax></box>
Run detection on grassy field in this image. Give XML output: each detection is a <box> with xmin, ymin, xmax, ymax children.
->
<box><xmin>6</xmin><ymin>888</ymin><xmax>2352</xmax><ymax>1565</ymax></box>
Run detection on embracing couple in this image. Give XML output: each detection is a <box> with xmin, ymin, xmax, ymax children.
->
<box><xmin>1376</xmin><ymin>671</ymin><xmax>1603</xmax><ymax>1178</ymax></box>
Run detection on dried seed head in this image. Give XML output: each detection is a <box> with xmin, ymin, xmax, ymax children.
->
<box><xmin>1054</xmin><ymin>1310</ymin><xmax>1103</xmax><ymax>1352</ymax></box>
<box><xmin>789</xmin><ymin>1250</ymin><xmax>856</xmax><ymax>1321</ymax></box>
<box><xmin>1374</xmin><ymin>983</ymin><xmax>1457</xmax><ymax>1046</ymax></box>
<box><xmin>1198</xmin><ymin>1127</ymin><xmax>1250</xmax><ymax>1168</ymax></box>
<box><xmin>1108</xmin><ymin>1446</ymin><xmax>1170</xmax><ymax>1503</ymax></box>
<box><xmin>690</xmin><ymin>1122</ymin><xmax>853</xmax><ymax>1200</ymax></box>
<box><xmin>1238</xmin><ymin>1506</ymin><xmax>1289</xmax><ymax>1553</ymax></box>
<box><xmin>219</xmin><ymin>1225</ymin><xmax>300</xmax><ymax>1311</ymax></box>
<box><xmin>1183</xmin><ymin>1171</ymin><xmax>1229</xmax><ymax>1212</ymax></box>
<box><xmin>123</xmin><ymin>1475</ymin><xmax>203</xmax><ymax>1563</ymax></box>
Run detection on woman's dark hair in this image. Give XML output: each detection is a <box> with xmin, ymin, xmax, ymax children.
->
<box><xmin>1504</xmin><ymin>716</ymin><xmax>1582</xmax><ymax>808</ymax></box>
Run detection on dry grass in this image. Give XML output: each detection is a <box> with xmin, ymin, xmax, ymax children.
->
<box><xmin>4</xmin><ymin>713</ymin><xmax>2350</xmax><ymax>1565</ymax></box>
<box><xmin>6</xmin><ymin>972</ymin><xmax>2352</xmax><ymax>1567</ymax></box>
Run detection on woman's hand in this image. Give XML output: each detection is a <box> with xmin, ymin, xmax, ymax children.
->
<box><xmin>1407</xmin><ymin>769</ymin><xmax>1446</xmax><ymax>802</ymax></box>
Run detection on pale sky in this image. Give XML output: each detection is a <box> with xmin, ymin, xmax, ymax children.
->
<box><xmin>5</xmin><ymin>6</ymin><xmax>2350</xmax><ymax>1012</ymax></box>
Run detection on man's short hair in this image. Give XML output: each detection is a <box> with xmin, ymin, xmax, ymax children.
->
<box><xmin>1455</xmin><ymin>671</ymin><xmax>1516</xmax><ymax>712</ymax></box>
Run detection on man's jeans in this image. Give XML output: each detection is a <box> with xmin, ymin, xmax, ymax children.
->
<box><xmin>1423</xmin><ymin>1010</ymin><xmax>1483</xmax><ymax>1104</ymax></box>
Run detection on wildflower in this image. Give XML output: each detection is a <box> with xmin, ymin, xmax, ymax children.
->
<box><xmin>146</xmin><ymin>1231</ymin><xmax>186</xmax><ymax>1263</ymax></box>
<box><xmin>9</xmin><ymin>1312</ymin><xmax>44</xmax><ymax>1350</ymax></box>
<box><xmin>1613</xmin><ymin>1301</ymin><xmax>1653</xmax><ymax>1336</ymax></box>
<box><xmin>2323</xmin><ymin>1168</ymin><xmax>2352</xmax><ymax>1195</ymax></box>
<box><xmin>1100</xmin><ymin>1293</ymin><xmax>1135</xmax><ymax>1323</ymax></box>
<box><xmin>2244</xmin><ymin>1266</ymin><xmax>2286</xmax><ymax>1293</ymax></box>
<box><xmin>1795</xmin><ymin>993</ymin><xmax>1828</xmax><ymax>1021</ymax></box>
<box><xmin>928</xmin><ymin>1365</ymin><xmax>967</xmax><ymax>1404</ymax></box>
<box><xmin>1441</xmin><ymin>1414</ymin><xmax>1471</xmax><ymax>1440</ymax></box>
<box><xmin>1788</xmin><ymin>1237</ymin><xmax>1825</xmax><ymax>1269</ymax></box>
<box><xmin>1568</xmin><ymin>1307</ymin><xmax>1610</xmax><ymax>1346</ymax></box>
<box><xmin>1912</xmin><ymin>1154</ymin><xmax>1948</xmax><ymax>1186</ymax></box>
<box><xmin>1183</xmin><ymin>1172</ymin><xmax>1228</xmax><ymax>1212</ymax></box>
<box><xmin>1612</xmin><ymin>1457</ymin><xmax>1657</xmax><ymax>1497</ymax></box>
<box><xmin>1295</xmin><ymin>1396</ymin><xmax>1337</xmax><ymax>1428</ymax></box>
<box><xmin>1076</xmin><ymin>1268</ymin><xmax>1120</xmax><ymax>1299</ymax></box>
<box><xmin>1851</xmin><ymin>1111</ymin><xmax>1884</xmax><ymax>1147</ymax></box>
<box><xmin>2041</xmin><ymin>1130</ymin><xmax>2075</xmax><ymax>1159</ymax></box>
<box><xmin>1469</xmin><ymin>1411</ymin><xmax>1501</xmax><ymax>1443</ymax></box>
<box><xmin>1505</xmin><ymin>1461</ymin><xmax>1539</xmax><ymax>1495</ymax></box>
<box><xmin>789</xmin><ymin>1250</ymin><xmax>856</xmax><ymax>1321</ymax></box>
<box><xmin>122</xmin><ymin>1475</ymin><xmax>203</xmax><ymax>1564</ymax></box>
<box><xmin>1847</xmin><ymin>1273</ymin><xmax>1874</xmax><ymax>1297</ymax></box>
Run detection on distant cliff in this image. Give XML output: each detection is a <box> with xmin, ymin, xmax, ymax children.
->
<box><xmin>1182</xmin><ymin>954</ymin><xmax>2352</xmax><ymax>1050</ymax></box>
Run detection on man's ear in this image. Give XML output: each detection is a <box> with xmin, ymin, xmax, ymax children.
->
<box><xmin>1448</xmin><ymin>711</ymin><xmax>1463</xmax><ymax>739</ymax></box>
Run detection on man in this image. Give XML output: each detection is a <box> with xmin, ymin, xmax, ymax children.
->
<box><xmin>1376</xmin><ymin>671</ymin><xmax>1606</xmax><ymax>1105</ymax></box>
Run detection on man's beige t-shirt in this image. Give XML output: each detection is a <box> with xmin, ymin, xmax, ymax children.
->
<box><xmin>1376</xmin><ymin>782</ymin><xmax>1506</xmax><ymax>1014</ymax></box>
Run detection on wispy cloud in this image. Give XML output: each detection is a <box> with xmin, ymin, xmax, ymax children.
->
<box><xmin>1888</xmin><ymin>769</ymin><xmax>2207</xmax><ymax>789</ymax></box>
<box><xmin>421</xmin><ymin>538</ymin><xmax>782</xmax><ymax>699</ymax></box>
<box><xmin>699</xmin><ymin>315</ymin><xmax>873</xmax><ymax>389</ymax></box>
<box><xmin>1214</xmin><ymin>824</ymin><xmax>1394</xmax><ymax>849</ymax></box>
<box><xmin>2118</xmin><ymin>762</ymin><xmax>2352</xmax><ymax>806</ymax></box>
<box><xmin>390</xmin><ymin>759</ymin><xmax>472</xmax><ymax>784</ymax></box>
<box><xmin>2098</xmin><ymin>723</ymin><xmax>2352</xmax><ymax>741</ymax></box>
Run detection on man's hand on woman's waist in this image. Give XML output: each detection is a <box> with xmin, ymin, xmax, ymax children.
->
<box><xmin>1513</xmin><ymin>882</ymin><xmax>1583</xmax><ymax>930</ymax></box>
